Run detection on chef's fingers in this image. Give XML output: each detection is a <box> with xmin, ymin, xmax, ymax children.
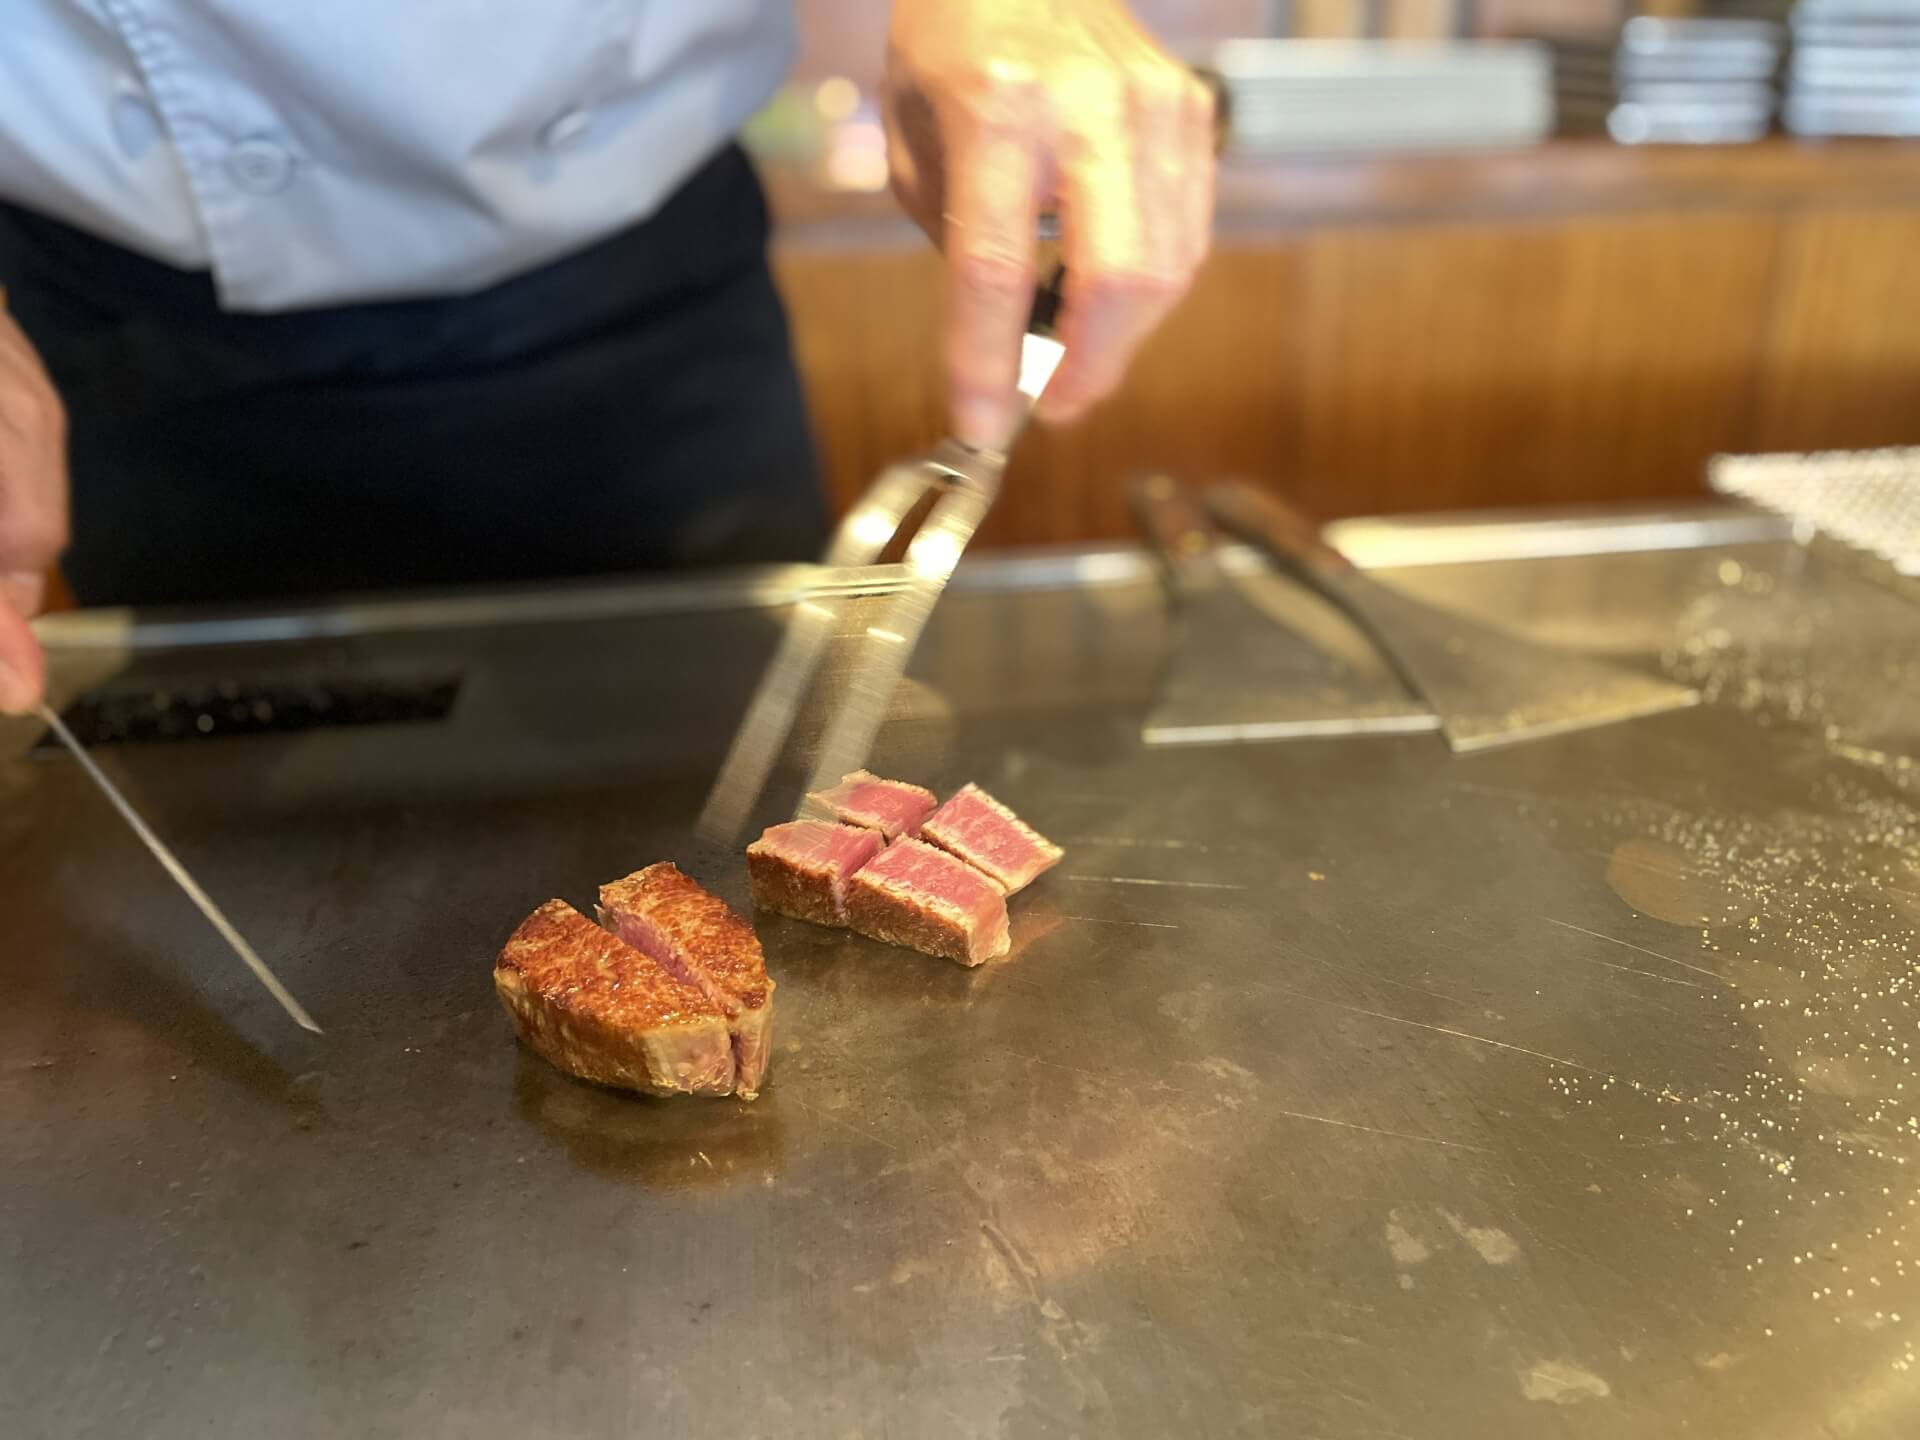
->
<box><xmin>939</xmin><ymin>86</ymin><xmax>1045</xmax><ymax>451</ymax></box>
<box><xmin>882</xmin><ymin>76</ymin><xmax>941</xmax><ymax>239</ymax></box>
<box><xmin>1038</xmin><ymin>67</ymin><xmax>1188</xmax><ymax>424</ymax></box>
<box><xmin>0</xmin><ymin>390</ymin><xmax>69</xmax><ymax>574</ymax></box>
<box><xmin>0</xmin><ymin>308</ymin><xmax>70</xmax><ymax>567</ymax></box>
<box><xmin>0</xmin><ymin>434</ymin><xmax>56</xmax><ymax>708</ymax></box>
<box><xmin>4</xmin><ymin>570</ymin><xmax>44</xmax><ymax>618</ymax></box>
<box><xmin>1135</xmin><ymin>67</ymin><xmax>1206</xmax><ymax>293</ymax></box>
<box><xmin>0</xmin><ymin>589</ymin><xmax>44</xmax><ymax>714</ymax></box>
<box><xmin>1183</xmin><ymin>76</ymin><xmax>1219</xmax><ymax>276</ymax></box>
<box><xmin>0</xmin><ymin>330</ymin><xmax>66</xmax><ymax>713</ymax></box>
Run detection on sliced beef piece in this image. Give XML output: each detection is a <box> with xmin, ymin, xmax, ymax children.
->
<box><xmin>846</xmin><ymin>837</ymin><xmax>1011</xmax><ymax>966</ymax></box>
<box><xmin>747</xmin><ymin>820</ymin><xmax>883</xmax><ymax>927</ymax></box>
<box><xmin>598</xmin><ymin>863</ymin><xmax>777</xmax><ymax>1100</ymax></box>
<box><xmin>919</xmin><ymin>783</ymin><xmax>1064</xmax><ymax>895</ymax></box>
<box><xmin>806</xmin><ymin>769</ymin><xmax>938</xmax><ymax>841</ymax></box>
<box><xmin>494</xmin><ymin>900</ymin><xmax>734</xmax><ymax>1097</ymax></box>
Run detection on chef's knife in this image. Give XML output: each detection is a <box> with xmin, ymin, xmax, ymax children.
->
<box><xmin>35</xmin><ymin>701</ymin><xmax>322</xmax><ymax>1033</ymax></box>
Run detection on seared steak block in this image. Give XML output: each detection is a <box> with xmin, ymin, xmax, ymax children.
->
<box><xmin>495</xmin><ymin>900</ymin><xmax>734</xmax><ymax>1096</ymax></box>
<box><xmin>919</xmin><ymin>783</ymin><xmax>1063</xmax><ymax>895</ymax></box>
<box><xmin>598</xmin><ymin>863</ymin><xmax>777</xmax><ymax>1100</ymax></box>
<box><xmin>846</xmin><ymin>838</ymin><xmax>1011</xmax><ymax>966</ymax></box>
<box><xmin>806</xmin><ymin>769</ymin><xmax>937</xmax><ymax>841</ymax></box>
<box><xmin>747</xmin><ymin>820</ymin><xmax>882</xmax><ymax>927</ymax></box>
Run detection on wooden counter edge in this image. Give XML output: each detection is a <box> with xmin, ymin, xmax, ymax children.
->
<box><xmin>766</xmin><ymin>138</ymin><xmax>1920</xmax><ymax>243</ymax></box>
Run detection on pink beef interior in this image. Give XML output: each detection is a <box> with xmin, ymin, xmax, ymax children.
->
<box><xmin>759</xmin><ymin>820</ymin><xmax>882</xmax><ymax>905</ymax></box>
<box><xmin>605</xmin><ymin>908</ymin><xmax>706</xmax><ymax>996</ymax></box>
<box><xmin>865</xmin><ymin>838</ymin><xmax>1007</xmax><ymax>944</ymax></box>
<box><xmin>810</xmin><ymin>770</ymin><xmax>937</xmax><ymax>841</ymax></box>
<box><xmin>921</xmin><ymin>784</ymin><xmax>1063</xmax><ymax>893</ymax></box>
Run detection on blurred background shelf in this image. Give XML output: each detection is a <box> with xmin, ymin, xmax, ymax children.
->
<box><xmin>38</xmin><ymin>2</ymin><xmax>1914</xmax><ymax>611</ymax></box>
<box><xmin>765</xmin><ymin>136</ymin><xmax>1920</xmax><ymax>235</ymax></box>
<box><xmin>765</xmin><ymin>138</ymin><xmax>1920</xmax><ymax>549</ymax></box>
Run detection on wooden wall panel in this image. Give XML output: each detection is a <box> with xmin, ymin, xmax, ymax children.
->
<box><xmin>1475</xmin><ymin>0</ymin><xmax>1627</xmax><ymax>36</ymax></box>
<box><xmin>774</xmin><ymin>247</ymin><xmax>947</xmax><ymax>521</ymax></box>
<box><xmin>771</xmin><ymin>147</ymin><xmax>1920</xmax><ymax>547</ymax></box>
<box><xmin>789</xmin><ymin>0</ymin><xmax>889</xmax><ymax>90</ymax></box>
<box><xmin>1293</xmin><ymin>211</ymin><xmax>1782</xmax><ymax>517</ymax></box>
<box><xmin>1751</xmin><ymin>211</ymin><xmax>1920</xmax><ymax>454</ymax></box>
<box><xmin>775</xmin><ymin>243</ymin><xmax>1307</xmax><ymax>546</ymax></box>
<box><xmin>788</xmin><ymin>0</ymin><xmax>1268</xmax><ymax>91</ymax></box>
<box><xmin>997</xmin><ymin>245</ymin><xmax>1306</xmax><ymax>544</ymax></box>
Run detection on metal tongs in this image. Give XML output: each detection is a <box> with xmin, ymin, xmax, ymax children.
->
<box><xmin>695</xmin><ymin>263</ymin><xmax>1067</xmax><ymax>843</ymax></box>
<box><xmin>696</xmin><ymin>68</ymin><xmax>1230</xmax><ymax>842</ymax></box>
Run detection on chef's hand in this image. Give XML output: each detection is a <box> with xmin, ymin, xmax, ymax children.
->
<box><xmin>0</xmin><ymin>295</ymin><xmax>67</xmax><ymax>715</ymax></box>
<box><xmin>885</xmin><ymin>0</ymin><xmax>1215</xmax><ymax>449</ymax></box>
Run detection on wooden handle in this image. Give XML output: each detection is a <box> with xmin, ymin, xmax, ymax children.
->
<box><xmin>1130</xmin><ymin>474</ymin><xmax>1219</xmax><ymax>575</ymax></box>
<box><xmin>1027</xmin><ymin>259</ymin><xmax>1065</xmax><ymax>338</ymax></box>
<box><xmin>1192</xmin><ymin>64</ymin><xmax>1233</xmax><ymax>155</ymax></box>
<box><xmin>1204</xmin><ymin>481</ymin><xmax>1355</xmax><ymax>582</ymax></box>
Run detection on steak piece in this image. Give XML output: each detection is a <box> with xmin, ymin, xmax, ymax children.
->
<box><xmin>806</xmin><ymin>769</ymin><xmax>937</xmax><ymax>841</ymax></box>
<box><xmin>747</xmin><ymin>820</ymin><xmax>883</xmax><ymax>927</ymax></box>
<box><xmin>846</xmin><ymin>838</ymin><xmax>1011</xmax><ymax>966</ymax></box>
<box><xmin>919</xmin><ymin>783</ymin><xmax>1064</xmax><ymax>895</ymax></box>
<box><xmin>494</xmin><ymin>900</ymin><xmax>735</xmax><ymax>1096</ymax></box>
<box><xmin>598</xmin><ymin>863</ymin><xmax>777</xmax><ymax>1100</ymax></box>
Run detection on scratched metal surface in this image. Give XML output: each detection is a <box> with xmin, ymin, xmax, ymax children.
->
<box><xmin>4</xmin><ymin>509</ymin><xmax>1919</xmax><ymax>1439</ymax></box>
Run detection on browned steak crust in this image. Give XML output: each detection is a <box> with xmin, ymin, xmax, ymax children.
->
<box><xmin>494</xmin><ymin>899</ymin><xmax>734</xmax><ymax>1097</ymax></box>
<box><xmin>597</xmin><ymin>864</ymin><xmax>776</xmax><ymax>1099</ymax></box>
<box><xmin>747</xmin><ymin>846</ymin><xmax>842</xmax><ymax>927</ymax></box>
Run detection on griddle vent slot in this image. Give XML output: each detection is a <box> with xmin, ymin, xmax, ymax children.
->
<box><xmin>34</xmin><ymin>675</ymin><xmax>462</xmax><ymax>749</ymax></box>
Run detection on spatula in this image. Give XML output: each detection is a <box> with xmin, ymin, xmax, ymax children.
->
<box><xmin>1132</xmin><ymin>475</ymin><xmax>1435</xmax><ymax>745</ymax></box>
<box><xmin>1204</xmin><ymin>481</ymin><xmax>1700</xmax><ymax>752</ymax></box>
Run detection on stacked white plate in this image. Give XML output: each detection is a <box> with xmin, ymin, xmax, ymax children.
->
<box><xmin>1546</xmin><ymin>18</ymin><xmax>1784</xmax><ymax>144</ymax></box>
<box><xmin>1207</xmin><ymin>40</ymin><xmax>1553</xmax><ymax>154</ymax></box>
<box><xmin>1783</xmin><ymin>0</ymin><xmax>1920</xmax><ymax>136</ymax></box>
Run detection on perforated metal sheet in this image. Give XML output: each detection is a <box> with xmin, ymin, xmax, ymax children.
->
<box><xmin>1710</xmin><ymin>446</ymin><xmax>1920</xmax><ymax>577</ymax></box>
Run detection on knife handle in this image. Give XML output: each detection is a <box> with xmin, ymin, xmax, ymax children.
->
<box><xmin>1027</xmin><ymin>260</ymin><xmax>1065</xmax><ymax>339</ymax></box>
<box><xmin>1132</xmin><ymin>474</ymin><xmax>1222</xmax><ymax>585</ymax></box>
<box><xmin>1204</xmin><ymin>481</ymin><xmax>1356</xmax><ymax>584</ymax></box>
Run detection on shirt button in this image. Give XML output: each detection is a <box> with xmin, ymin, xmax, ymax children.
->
<box><xmin>538</xmin><ymin>107</ymin><xmax>592</xmax><ymax>151</ymax></box>
<box><xmin>112</xmin><ymin>92</ymin><xmax>162</xmax><ymax>160</ymax></box>
<box><xmin>225</xmin><ymin>138</ymin><xmax>294</xmax><ymax>195</ymax></box>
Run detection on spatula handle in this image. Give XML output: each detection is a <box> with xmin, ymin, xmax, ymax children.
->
<box><xmin>1204</xmin><ymin>481</ymin><xmax>1356</xmax><ymax>584</ymax></box>
<box><xmin>1132</xmin><ymin>474</ymin><xmax>1221</xmax><ymax>584</ymax></box>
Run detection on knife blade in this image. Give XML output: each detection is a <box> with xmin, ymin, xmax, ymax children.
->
<box><xmin>36</xmin><ymin>701</ymin><xmax>322</xmax><ymax>1034</ymax></box>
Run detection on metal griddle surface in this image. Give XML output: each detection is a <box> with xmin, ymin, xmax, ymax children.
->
<box><xmin>4</xmin><ymin>508</ymin><xmax>1919</xmax><ymax>1439</ymax></box>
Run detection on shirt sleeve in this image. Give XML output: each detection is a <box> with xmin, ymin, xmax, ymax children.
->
<box><xmin>0</xmin><ymin>1</ymin><xmax>797</xmax><ymax>311</ymax></box>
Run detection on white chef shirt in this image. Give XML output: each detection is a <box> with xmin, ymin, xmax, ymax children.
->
<box><xmin>0</xmin><ymin>2</ymin><xmax>796</xmax><ymax>312</ymax></box>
